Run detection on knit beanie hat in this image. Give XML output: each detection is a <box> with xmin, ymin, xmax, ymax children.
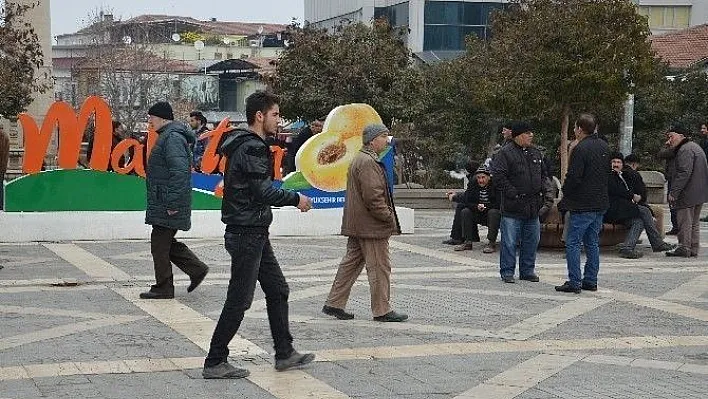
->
<box><xmin>475</xmin><ymin>165</ymin><xmax>491</xmax><ymax>176</ymax></box>
<box><xmin>148</xmin><ymin>101</ymin><xmax>174</xmax><ymax>121</ymax></box>
<box><xmin>511</xmin><ymin>121</ymin><xmax>532</xmax><ymax>137</ymax></box>
<box><xmin>362</xmin><ymin>123</ymin><xmax>389</xmax><ymax>144</ymax></box>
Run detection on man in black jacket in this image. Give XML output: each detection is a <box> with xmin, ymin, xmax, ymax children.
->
<box><xmin>556</xmin><ymin>114</ymin><xmax>608</xmax><ymax>294</ymax></box>
<box><xmin>140</xmin><ymin>102</ymin><xmax>209</xmax><ymax>300</ymax></box>
<box><xmin>203</xmin><ymin>92</ymin><xmax>315</xmax><ymax>379</ymax></box>
<box><xmin>446</xmin><ymin>165</ymin><xmax>500</xmax><ymax>253</ymax></box>
<box><xmin>491</xmin><ymin>122</ymin><xmax>552</xmax><ymax>283</ymax></box>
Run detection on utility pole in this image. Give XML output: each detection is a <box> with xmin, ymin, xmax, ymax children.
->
<box><xmin>618</xmin><ymin>93</ymin><xmax>635</xmax><ymax>156</ymax></box>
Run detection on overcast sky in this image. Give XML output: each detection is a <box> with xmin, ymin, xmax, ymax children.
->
<box><xmin>50</xmin><ymin>0</ymin><xmax>305</xmax><ymax>38</ymax></box>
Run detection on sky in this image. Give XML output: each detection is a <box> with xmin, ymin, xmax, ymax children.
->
<box><xmin>50</xmin><ymin>0</ymin><xmax>305</xmax><ymax>38</ymax></box>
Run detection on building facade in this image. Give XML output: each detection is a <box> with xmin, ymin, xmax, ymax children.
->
<box><xmin>305</xmin><ymin>0</ymin><xmax>708</xmax><ymax>55</ymax></box>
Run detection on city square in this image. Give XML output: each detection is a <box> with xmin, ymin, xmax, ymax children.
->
<box><xmin>1</xmin><ymin>210</ymin><xmax>707</xmax><ymax>398</ymax></box>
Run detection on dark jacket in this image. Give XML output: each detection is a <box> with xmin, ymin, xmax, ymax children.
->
<box><xmin>491</xmin><ymin>141</ymin><xmax>551</xmax><ymax>219</ymax></box>
<box><xmin>341</xmin><ymin>148</ymin><xmax>401</xmax><ymax>238</ymax></box>
<box><xmin>220</xmin><ymin>127</ymin><xmax>300</xmax><ymax>229</ymax></box>
<box><xmin>192</xmin><ymin>125</ymin><xmax>209</xmax><ymax>172</ymax></box>
<box><xmin>604</xmin><ymin>170</ymin><xmax>640</xmax><ymax>224</ymax></box>
<box><xmin>623</xmin><ymin>166</ymin><xmax>647</xmax><ymax>206</ymax></box>
<box><xmin>666</xmin><ymin>138</ymin><xmax>708</xmax><ymax>209</ymax></box>
<box><xmin>561</xmin><ymin>134</ymin><xmax>609</xmax><ymax>212</ymax></box>
<box><xmin>145</xmin><ymin>121</ymin><xmax>195</xmax><ymax>231</ymax></box>
<box><xmin>451</xmin><ymin>180</ymin><xmax>499</xmax><ymax>211</ymax></box>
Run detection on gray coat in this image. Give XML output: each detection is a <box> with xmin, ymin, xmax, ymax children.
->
<box><xmin>666</xmin><ymin>139</ymin><xmax>708</xmax><ymax>209</ymax></box>
<box><xmin>145</xmin><ymin>121</ymin><xmax>196</xmax><ymax>231</ymax></box>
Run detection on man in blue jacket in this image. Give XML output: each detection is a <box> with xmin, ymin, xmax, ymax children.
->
<box><xmin>141</xmin><ymin>102</ymin><xmax>210</xmax><ymax>300</ymax></box>
<box><xmin>202</xmin><ymin>91</ymin><xmax>315</xmax><ymax>379</ymax></box>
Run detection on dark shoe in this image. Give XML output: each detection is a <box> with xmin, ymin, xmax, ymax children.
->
<box><xmin>322</xmin><ymin>305</ymin><xmax>354</xmax><ymax>320</ymax></box>
<box><xmin>618</xmin><ymin>249</ymin><xmax>643</xmax><ymax>259</ymax></box>
<box><xmin>275</xmin><ymin>351</ymin><xmax>316</xmax><ymax>371</ymax></box>
<box><xmin>373</xmin><ymin>310</ymin><xmax>409</xmax><ymax>322</ymax></box>
<box><xmin>454</xmin><ymin>241</ymin><xmax>474</xmax><ymax>251</ymax></box>
<box><xmin>555</xmin><ymin>281</ymin><xmax>581</xmax><ymax>294</ymax></box>
<box><xmin>519</xmin><ymin>274</ymin><xmax>540</xmax><ymax>282</ymax></box>
<box><xmin>701</xmin><ymin>216</ymin><xmax>708</xmax><ymax>222</ymax></box>
<box><xmin>691</xmin><ymin>252</ymin><xmax>698</xmax><ymax>257</ymax></box>
<box><xmin>501</xmin><ymin>275</ymin><xmax>515</xmax><ymax>284</ymax></box>
<box><xmin>666</xmin><ymin>247</ymin><xmax>691</xmax><ymax>257</ymax></box>
<box><xmin>139</xmin><ymin>290</ymin><xmax>174</xmax><ymax>299</ymax></box>
<box><xmin>442</xmin><ymin>238</ymin><xmax>463</xmax><ymax>245</ymax></box>
<box><xmin>666</xmin><ymin>229</ymin><xmax>679</xmax><ymax>235</ymax></box>
<box><xmin>188</xmin><ymin>268</ymin><xmax>209</xmax><ymax>293</ymax></box>
<box><xmin>203</xmin><ymin>362</ymin><xmax>250</xmax><ymax>379</ymax></box>
<box><xmin>482</xmin><ymin>242</ymin><xmax>496</xmax><ymax>254</ymax></box>
<box><xmin>653</xmin><ymin>242</ymin><xmax>677</xmax><ymax>253</ymax></box>
<box><xmin>581</xmin><ymin>282</ymin><xmax>598</xmax><ymax>291</ymax></box>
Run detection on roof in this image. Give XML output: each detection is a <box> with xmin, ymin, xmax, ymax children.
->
<box><xmin>75</xmin><ymin>50</ymin><xmax>200</xmax><ymax>73</ymax></box>
<box><xmin>651</xmin><ymin>24</ymin><xmax>708</xmax><ymax>69</ymax></box>
<box><xmin>61</xmin><ymin>14</ymin><xmax>287</xmax><ymax>38</ymax></box>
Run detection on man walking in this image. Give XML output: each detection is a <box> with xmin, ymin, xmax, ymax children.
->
<box><xmin>203</xmin><ymin>92</ymin><xmax>315</xmax><ymax>379</ymax></box>
<box><xmin>555</xmin><ymin>114</ymin><xmax>608</xmax><ymax>293</ymax></box>
<box><xmin>491</xmin><ymin>122</ymin><xmax>552</xmax><ymax>283</ymax></box>
<box><xmin>141</xmin><ymin>102</ymin><xmax>209</xmax><ymax>299</ymax></box>
<box><xmin>664</xmin><ymin>125</ymin><xmax>708</xmax><ymax>257</ymax></box>
<box><xmin>189</xmin><ymin>111</ymin><xmax>209</xmax><ymax>172</ymax></box>
<box><xmin>322</xmin><ymin>123</ymin><xmax>408</xmax><ymax>322</ymax></box>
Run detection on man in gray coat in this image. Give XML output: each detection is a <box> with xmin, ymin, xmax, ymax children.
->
<box><xmin>140</xmin><ymin>102</ymin><xmax>209</xmax><ymax>299</ymax></box>
<box><xmin>664</xmin><ymin>125</ymin><xmax>708</xmax><ymax>257</ymax></box>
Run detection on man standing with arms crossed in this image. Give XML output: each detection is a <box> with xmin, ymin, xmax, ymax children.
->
<box><xmin>556</xmin><ymin>114</ymin><xmax>609</xmax><ymax>293</ymax></box>
<box><xmin>203</xmin><ymin>92</ymin><xmax>315</xmax><ymax>379</ymax></box>
<box><xmin>322</xmin><ymin>123</ymin><xmax>408</xmax><ymax>322</ymax></box>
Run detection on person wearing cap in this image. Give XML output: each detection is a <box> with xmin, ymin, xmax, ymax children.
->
<box><xmin>446</xmin><ymin>165</ymin><xmax>500</xmax><ymax>253</ymax></box>
<box><xmin>603</xmin><ymin>152</ymin><xmax>675</xmax><ymax>260</ymax></box>
<box><xmin>322</xmin><ymin>123</ymin><xmax>408</xmax><ymax>323</ymax></box>
<box><xmin>491</xmin><ymin>121</ymin><xmax>553</xmax><ymax>284</ymax></box>
<box><xmin>203</xmin><ymin>92</ymin><xmax>315</xmax><ymax>379</ymax></box>
<box><xmin>141</xmin><ymin>101</ymin><xmax>210</xmax><ymax>300</ymax></box>
<box><xmin>663</xmin><ymin>124</ymin><xmax>708</xmax><ymax>257</ymax></box>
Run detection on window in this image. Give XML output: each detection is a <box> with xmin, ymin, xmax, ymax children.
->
<box><xmin>423</xmin><ymin>1</ymin><xmax>503</xmax><ymax>50</ymax></box>
<box><xmin>374</xmin><ymin>2</ymin><xmax>410</xmax><ymax>27</ymax></box>
<box><xmin>214</xmin><ymin>52</ymin><xmax>223</xmax><ymax>60</ymax></box>
<box><xmin>637</xmin><ymin>5</ymin><xmax>691</xmax><ymax>29</ymax></box>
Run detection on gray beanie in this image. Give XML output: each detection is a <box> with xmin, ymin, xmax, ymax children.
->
<box><xmin>362</xmin><ymin>123</ymin><xmax>389</xmax><ymax>144</ymax></box>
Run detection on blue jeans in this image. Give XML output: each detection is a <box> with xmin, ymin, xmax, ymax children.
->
<box><xmin>499</xmin><ymin>216</ymin><xmax>540</xmax><ymax>278</ymax></box>
<box><xmin>565</xmin><ymin>211</ymin><xmax>604</xmax><ymax>288</ymax></box>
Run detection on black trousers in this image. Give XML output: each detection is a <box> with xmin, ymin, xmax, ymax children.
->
<box><xmin>460</xmin><ymin>207</ymin><xmax>501</xmax><ymax>243</ymax></box>
<box><xmin>449</xmin><ymin>203</ymin><xmax>465</xmax><ymax>240</ymax></box>
<box><xmin>150</xmin><ymin>225</ymin><xmax>208</xmax><ymax>295</ymax></box>
<box><xmin>205</xmin><ymin>230</ymin><xmax>293</xmax><ymax>367</ymax></box>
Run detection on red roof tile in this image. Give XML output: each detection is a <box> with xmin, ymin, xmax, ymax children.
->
<box><xmin>651</xmin><ymin>24</ymin><xmax>708</xmax><ymax>69</ymax></box>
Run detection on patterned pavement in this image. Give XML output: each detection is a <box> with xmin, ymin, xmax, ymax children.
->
<box><xmin>1</xmin><ymin>209</ymin><xmax>707</xmax><ymax>398</ymax></box>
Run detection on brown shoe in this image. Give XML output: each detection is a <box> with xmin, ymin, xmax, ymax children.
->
<box><xmin>482</xmin><ymin>242</ymin><xmax>496</xmax><ymax>253</ymax></box>
<box><xmin>454</xmin><ymin>241</ymin><xmax>474</xmax><ymax>251</ymax></box>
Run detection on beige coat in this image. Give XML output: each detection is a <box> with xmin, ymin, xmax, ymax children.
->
<box><xmin>341</xmin><ymin>148</ymin><xmax>400</xmax><ymax>238</ymax></box>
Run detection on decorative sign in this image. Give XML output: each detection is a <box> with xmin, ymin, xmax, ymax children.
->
<box><xmin>4</xmin><ymin>97</ymin><xmax>393</xmax><ymax>212</ymax></box>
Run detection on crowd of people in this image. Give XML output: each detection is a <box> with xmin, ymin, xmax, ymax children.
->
<box><xmin>442</xmin><ymin>114</ymin><xmax>708</xmax><ymax>292</ymax></box>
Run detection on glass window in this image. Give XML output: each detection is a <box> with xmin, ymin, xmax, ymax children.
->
<box><xmin>649</xmin><ymin>6</ymin><xmax>664</xmax><ymax>27</ymax></box>
<box><xmin>423</xmin><ymin>2</ymin><xmax>501</xmax><ymax>50</ymax></box>
<box><xmin>673</xmin><ymin>6</ymin><xmax>691</xmax><ymax>28</ymax></box>
<box><xmin>374</xmin><ymin>2</ymin><xmax>409</xmax><ymax>27</ymax></box>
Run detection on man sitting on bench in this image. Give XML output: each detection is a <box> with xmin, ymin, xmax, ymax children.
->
<box><xmin>446</xmin><ymin>166</ymin><xmax>501</xmax><ymax>253</ymax></box>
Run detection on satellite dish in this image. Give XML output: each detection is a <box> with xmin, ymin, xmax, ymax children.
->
<box><xmin>194</xmin><ymin>40</ymin><xmax>205</xmax><ymax>50</ymax></box>
<box><xmin>171</xmin><ymin>33</ymin><xmax>181</xmax><ymax>42</ymax></box>
<box><xmin>283</xmin><ymin>40</ymin><xmax>290</xmax><ymax>47</ymax></box>
<box><xmin>223</xmin><ymin>37</ymin><xmax>231</xmax><ymax>45</ymax></box>
<box><xmin>257</xmin><ymin>25</ymin><xmax>264</xmax><ymax>35</ymax></box>
<box><xmin>122</xmin><ymin>35</ymin><xmax>132</xmax><ymax>45</ymax></box>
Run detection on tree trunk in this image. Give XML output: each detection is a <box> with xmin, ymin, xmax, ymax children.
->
<box><xmin>559</xmin><ymin>105</ymin><xmax>571</xmax><ymax>183</ymax></box>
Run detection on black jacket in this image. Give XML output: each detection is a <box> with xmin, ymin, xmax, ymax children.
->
<box><xmin>604</xmin><ymin>170</ymin><xmax>640</xmax><ymax>224</ymax></box>
<box><xmin>622</xmin><ymin>166</ymin><xmax>647</xmax><ymax>206</ymax></box>
<box><xmin>491</xmin><ymin>142</ymin><xmax>551</xmax><ymax>219</ymax></box>
<box><xmin>451</xmin><ymin>180</ymin><xmax>499</xmax><ymax>210</ymax></box>
<box><xmin>145</xmin><ymin>121</ymin><xmax>195</xmax><ymax>231</ymax></box>
<box><xmin>561</xmin><ymin>134</ymin><xmax>609</xmax><ymax>212</ymax></box>
<box><xmin>220</xmin><ymin>127</ymin><xmax>300</xmax><ymax>229</ymax></box>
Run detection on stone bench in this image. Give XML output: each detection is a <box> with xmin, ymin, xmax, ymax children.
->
<box><xmin>638</xmin><ymin>170</ymin><xmax>667</xmax><ymax>204</ymax></box>
<box><xmin>539</xmin><ymin>202</ymin><xmax>665</xmax><ymax>248</ymax></box>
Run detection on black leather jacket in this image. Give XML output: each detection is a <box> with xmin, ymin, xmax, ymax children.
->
<box><xmin>491</xmin><ymin>142</ymin><xmax>550</xmax><ymax>219</ymax></box>
<box><xmin>220</xmin><ymin>127</ymin><xmax>299</xmax><ymax>229</ymax></box>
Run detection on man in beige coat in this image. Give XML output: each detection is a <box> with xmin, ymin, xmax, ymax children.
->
<box><xmin>322</xmin><ymin>123</ymin><xmax>408</xmax><ymax>322</ymax></box>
